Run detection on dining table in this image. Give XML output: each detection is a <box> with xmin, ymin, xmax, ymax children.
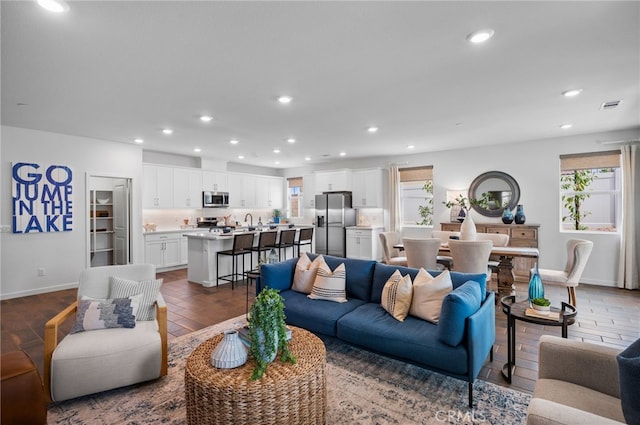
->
<box><xmin>394</xmin><ymin>242</ymin><xmax>540</xmax><ymax>299</ymax></box>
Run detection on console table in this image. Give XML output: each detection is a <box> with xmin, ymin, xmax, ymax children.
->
<box><xmin>440</xmin><ymin>222</ymin><xmax>540</xmax><ymax>282</ymax></box>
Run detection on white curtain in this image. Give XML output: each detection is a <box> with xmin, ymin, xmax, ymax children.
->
<box><xmin>618</xmin><ymin>144</ymin><xmax>639</xmax><ymax>289</ymax></box>
<box><xmin>388</xmin><ymin>165</ymin><xmax>400</xmax><ymax>232</ymax></box>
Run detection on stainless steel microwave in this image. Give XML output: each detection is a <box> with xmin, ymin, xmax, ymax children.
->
<box><xmin>203</xmin><ymin>191</ymin><xmax>229</xmax><ymax>208</ymax></box>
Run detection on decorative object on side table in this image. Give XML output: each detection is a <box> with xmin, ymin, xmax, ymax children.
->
<box><xmin>459</xmin><ymin>213</ymin><xmax>477</xmax><ymax>240</ymax></box>
<box><xmin>248</xmin><ymin>288</ymin><xmax>296</xmax><ymax>380</ymax></box>
<box><xmin>531</xmin><ymin>297</ymin><xmax>551</xmax><ymax>314</ymax></box>
<box><xmin>514</xmin><ymin>204</ymin><xmax>526</xmax><ymax>224</ymax></box>
<box><xmin>528</xmin><ymin>262</ymin><xmax>544</xmax><ymax>302</ymax></box>
<box><xmin>210</xmin><ymin>330</ymin><xmax>247</xmax><ymax>369</ymax></box>
<box><xmin>501</xmin><ymin>207</ymin><xmax>514</xmax><ymax>224</ymax></box>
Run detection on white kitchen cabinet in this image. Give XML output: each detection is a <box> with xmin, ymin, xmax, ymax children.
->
<box><xmin>144</xmin><ymin>233</ymin><xmax>181</xmax><ymax>269</ymax></box>
<box><xmin>314</xmin><ymin>170</ymin><xmax>351</xmax><ymax>193</ymax></box>
<box><xmin>202</xmin><ymin>170</ymin><xmax>228</xmax><ymax>192</ymax></box>
<box><xmin>173</xmin><ymin>168</ymin><xmax>203</xmax><ymax>208</ymax></box>
<box><xmin>228</xmin><ymin>173</ymin><xmax>256</xmax><ymax>208</ymax></box>
<box><xmin>143</xmin><ymin>164</ymin><xmax>174</xmax><ymax>208</ymax></box>
<box><xmin>256</xmin><ymin>176</ymin><xmax>284</xmax><ymax>209</ymax></box>
<box><xmin>352</xmin><ymin>168</ymin><xmax>384</xmax><ymax>208</ymax></box>
<box><xmin>303</xmin><ymin>173</ymin><xmax>316</xmax><ymax>208</ymax></box>
<box><xmin>346</xmin><ymin>227</ymin><xmax>382</xmax><ymax>260</ymax></box>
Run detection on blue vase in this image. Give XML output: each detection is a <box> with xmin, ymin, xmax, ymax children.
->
<box><xmin>502</xmin><ymin>208</ymin><xmax>514</xmax><ymax>224</ymax></box>
<box><xmin>528</xmin><ymin>263</ymin><xmax>544</xmax><ymax>302</ymax></box>
<box><xmin>515</xmin><ymin>204</ymin><xmax>526</xmax><ymax>224</ymax></box>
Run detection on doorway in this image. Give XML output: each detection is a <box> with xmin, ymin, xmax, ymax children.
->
<box><xmin>87</xmin><ymin>175</ymin><xmax>133</xmax><ymax>267</ymax></box>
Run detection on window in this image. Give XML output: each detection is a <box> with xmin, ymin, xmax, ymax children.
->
<box><xmin>399</xmin><ymin>166</ymin><xmax>433</xmax><ymax>226</ymax></box>
<box><xmin>287</xmin><ymin>177</ymin><xmax>303</xmax><ymax>218</ymax></box>
<box><xmin>559</xmin><ymin>150</ymin><xmax>621</xmax><ymax>232</ymax></box>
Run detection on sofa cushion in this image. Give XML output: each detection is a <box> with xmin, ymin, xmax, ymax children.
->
<box><xmin>308</xmin><ymin>254</ymin><xmax>376</xmax><ymax>301</ymax></box>
<box><xmin>281</xmin><ymin>290</ymin><xmax>366</xmax><ymax>336</ymax></box>
<box><xmin>259</xmin><ymin>257</ymin><xmax>298</xmax><ymax>291</ymax></box>
<box><xmin>381</xmin><ymin>270</ymin><xmax>413</xmax><ymax>321</ymax></box>
<box><xmin>409</xmin><ymin>269</ymin><xmax>453</xmax><ymax>323</ymax></box>
<box><xmin>617</xmin><ymin>337</ymin><xmax>640</xmax><ymax>425</ymax></box>
<box><xmin>337</xmin><ymin>303</ymin><xmax>468</xmax><ymax>375</ymax></box>
<box><xmin>309</xmin><ymin>262</ymin><xmax>347</xmax><ymax>303</ymax></box>
<box><xmin>71</xmin><ymin>295</ymin><xmax>141</xmax><ymax>333</ymax></box>
<box><xmin>292</xmin><ymin>253</ymin><xmax>324</xmax><ymax>294</ymax></box>
<box><xmin>109</xmin><ymin>277</ymin><xmax>162</xmax><ymax>321</ymax></box>
<box><xmin>437</xmin><ymin>281</ymin><xmax>482</xmax><ymax>347</ymax></box>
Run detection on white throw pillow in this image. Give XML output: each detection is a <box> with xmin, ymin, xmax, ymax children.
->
<box><xmin>409</xmin><ymin>268</ymin><xmax>453</xmax><ymax>323</ymax></box>
<box><xmin>109</xmin><ymin>276</ymin><xmax>162</xmax><ymax>321</ymax></box>
<box><xmin>381</xmin><ymin>270</ymin><xmax>413</xmax><ymax>322</ymax></box>
<box><xmin>292</xmin><ymin>253</ymin><xmax>324</xmax><ymax>294</ymax></box>
<box><xmin>308</xmin><ymin>262</ymin><xmax>347</xmax><ymax>303</ymax></box>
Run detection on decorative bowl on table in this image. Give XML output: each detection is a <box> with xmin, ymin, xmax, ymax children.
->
<box><xmin>288</xmin><ymin>223</ymin><xmax>295</xmax><ymax>228</ymax></box>
<box><xmin>97</xmin><ymin>198</ymin><xmax>110</xmax><ymax>204</ymax></box>
<box><xmin>531</xmin><ymin>297</ymin><xmax>551</xmax><ymax>314</ymax></box>
<box><xmin>269</xmin><ymin>225</ymin><xmax>277</xmax><ymax>230</ymax></box>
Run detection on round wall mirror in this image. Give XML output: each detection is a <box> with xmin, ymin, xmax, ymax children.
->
<box><xmin>468</xmin><ymin>171</ymin><xmax>520</xmax><ymax>217</ymax></box>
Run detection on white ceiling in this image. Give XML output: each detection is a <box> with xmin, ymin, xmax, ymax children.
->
<box><xmin>2</xmin><ymin>1</ymin><xmax>639</xmax><ymax>169</ymax></box>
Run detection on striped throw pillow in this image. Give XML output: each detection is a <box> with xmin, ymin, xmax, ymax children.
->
<box><xmin>109</xmin><ymin>276</ymin><xmax>162</xmax><ymax>321</ymax></box>
<box><xmin>308</xmin><ymin>262</ymin><xmax>347</xmax><ymax>303</ymax></box>
<box><xmin>381</xmin><ymin>270</ymin><xmax>413</xmax><ymax>321</ymax></box>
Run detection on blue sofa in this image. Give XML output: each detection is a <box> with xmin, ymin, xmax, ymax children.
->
<box><xmin>257</xmin><ymin>254</ymin><xmax>495</xmax><ymax>408</ymax></box>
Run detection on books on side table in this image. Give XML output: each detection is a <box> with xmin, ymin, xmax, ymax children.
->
<box><xmin>525</xmin><ymin>308</ymin><xmax>560</xmax><ymax>321</ymax></box>
<box><xmin>238</xmin><ymin>326</ymin><xmax>292</xmax><ymax>347</ymax></box>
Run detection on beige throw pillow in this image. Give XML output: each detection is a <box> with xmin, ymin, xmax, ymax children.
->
<box><xmin>381</xmin><ymin>270</ymin><xmax>413</xmax><ymax>322</ymax></box>
<box><xmin>409</xmin><ymin>268</ymin><xmax>453</xmax><ymax>323</ymax></box>
<box><xmin>292</xmin><ymin>253</ymin><xmax>324</xmax><ymax>294</ymax></box>
<box><xmin>308</xmin><ymin>262</ymin><xmax>347</xmax><ymax>303</ymax></box>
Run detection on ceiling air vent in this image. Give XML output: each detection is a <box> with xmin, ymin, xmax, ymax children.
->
<box><xmin>600</xmin><ymin>100</ymin><xmax>622</xmax><ymax>110</ymax></box>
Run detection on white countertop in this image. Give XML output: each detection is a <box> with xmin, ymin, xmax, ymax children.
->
<box><xmin>346</xmin><ymin>225</ymin><xmax>384</xmax><ymax>230</ymax></box>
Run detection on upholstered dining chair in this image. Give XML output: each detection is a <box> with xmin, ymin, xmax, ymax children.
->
<box><xmin>536</xmin><ymin>239</ymin><xmax>594</xmax><ymax>306</ymax></box>
<box><xmin>476</xmin><ymin>233</ymin><xmax>510</xmax><ymax>278</ymax></box>
<box><xmin>432</xmin><ymin>230</ymin><xmax>461</xmax><ymax>269</ymax></box>
<box><xmin>448</xmin><ymin>239</ymin><xmax>493</xmax><ymax>280</ymax></box>
<box><xmin>44</xmin><ymin>264</ymin><xmax>167</xmax><ymax>402</ymax></box>
<box><xmin>402</xmin><ymin>237</ymin><xmax>443</xmax><ymax>271</ymax></box>
<box><xmin>379</xmin><ymin>232</ymin><xmax>408</xmax><ymax>266</ymax></box>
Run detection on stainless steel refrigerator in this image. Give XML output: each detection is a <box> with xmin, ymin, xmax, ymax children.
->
<box><xmin>315</xmin><ymin>192</ymin><xmax>356</xmax><ymax>257</ymax></box>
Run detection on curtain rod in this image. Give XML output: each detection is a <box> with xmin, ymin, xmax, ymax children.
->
<box><xmin>599</xmin><ymin>139</ymin><xmax>640</xmax><ymax>145</ymax></box>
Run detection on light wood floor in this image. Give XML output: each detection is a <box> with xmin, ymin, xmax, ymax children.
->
<box><xmin>1</xmin><ymin>267</ymin><xmax>638</xmax><ymax>395</ymax></box>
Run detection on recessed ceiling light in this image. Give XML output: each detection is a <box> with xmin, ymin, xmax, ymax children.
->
<box><xmin>162</xmin><ymin>128</ymin><xmax>173</xmax><ymax>135</ymax></box>
<box><xmin>274</xmin><ymin>161</ymin><xmax>280</xmax><ymax>165</ymax></box>
<box><xmin>304</xmin><ymin>156</ymin><xmax>311</xmax><ymax>161</ymax></box>
<box><xmin>367</xmin><ymin>126</ymin><xmax>378</xmax><ymax>133</ymax></box>
<box><xmin>134</xmin><ymin>138</ymin><xmax>144</xmax><ymax>144</ymax></box>
<box><xmin>407</xmin><ymin>145</ymin><xmax>415</xmax><ymax>149</ymax></box>
<box><xmin>560</xmin><ymin>123</ymin><xmax>573</xmax><ymax>129</ymax></box>
<box><xmin>37</xmin><ymin>0</ymin><xmax>69</xmax><ymax>13</ymax></box>
<box><xmin>238</xmin><ymin>155</ymin><xmax>245</xmax><ymax>160</ymax></box>
<box><xmin>339</xmin><ymin>152</ymin><xmax>346</xmax><ymax>156</ymax></box>
<box><xmin>194</xmin><ymin>148</ymin><xmax>201</xmax><ymax>153</ymax></box>
<box><xmin>278</xmin><ymin>95</ymin><xmax>293</xmax><ymax>104</ymax></box>
<box><xmin>466</xmin><ymin>28</ymin><xmax>495</xmax><ymax>44</ymax></box>
<box><xmin>287</xmin><ymin>138</ymin><xmax>296</xmax><ymax>144</ymax></box>
<box><xmin>200</xmin><ymin>115</ymin><xmax>213</xmax><ymax>122</ymax></box>
<box><xmin>229</xmin><ymin>139</ymin><xmax>239</xmax><ymax>145</ymax></box>
<box><xmin>562</xmin><ymin>89</ymin><xmax>583</xmax><ymax>97</ymax></box>
<box><xmin>273</xmin><ymin>149</ymin><xmax>280</xmax><ymax>154</ymax></box>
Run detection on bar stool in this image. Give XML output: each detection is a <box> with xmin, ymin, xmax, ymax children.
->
<box><xmin>276</xmin><ymin>229</ymin><xmax>297</xmax><ymax>261</ymax></box>
<box><xmin>216</xmin><ymin>233</ymin><xmax>255</xmax><ymax>289</ymax></box>
<box><xmin>294</xmin><ymin>227</ymin><xmax>314</xmax><ymax>257</ymax></box>
<box><xmin>250</xmin><ymin>230</ymin><xmax>278</xmax><ymax>268</ymax></box>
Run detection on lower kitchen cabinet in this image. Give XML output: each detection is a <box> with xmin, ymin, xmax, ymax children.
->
<box><xmin>346</xmin><ymin>227</ymin><xmax>383</xmax><ymax>261</ymax></box>
<box><xmin>144</xmin><ymin>233</ymin><xmax>182</xmax><ymax>270</ymax></box>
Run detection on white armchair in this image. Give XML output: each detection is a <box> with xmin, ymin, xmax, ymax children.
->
<box><xmin>44</xmin><ymin>264</ymin><xmax>167</xmax><ymax>402</ymax></box>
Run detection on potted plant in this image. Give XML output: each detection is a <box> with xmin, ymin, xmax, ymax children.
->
<box><xmin>531</xmin><ymin>297</ymin><xmax>551</xmax><ymax>313</ymax></box>
<box><xmin>272</xmin><ymin>209</ymin><xmax>281</xmax><ymax>224</ymax></box>
<box><xmin>248</xmin><ymin>288</ymin><xmax>296</xmax><ymax>380</ymax></box>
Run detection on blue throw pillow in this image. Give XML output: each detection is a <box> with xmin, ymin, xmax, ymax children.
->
<box><xmin>617</xmin><ymin>337</ymin><xmax>640</xmax><ymax>425</ymax></box>
<box><xmin>437</xmin><ymin>281</ymin><xmax>482</xmax><ymax>347</ymax></box>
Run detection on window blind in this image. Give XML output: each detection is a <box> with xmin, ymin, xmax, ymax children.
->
<box><xmin>287</xmin><ymin>177</ymin><xmax>303</xmax><ymax>188</ymax></box>
<box><xmin>399</xmin><ymin>166</ymin><xmax>433</xmax><ymax>182</ymax></box>
<box><xmin>560</xmin><ymin>150</ymin><xmax>621</xmax><ymax>171</ymax></box>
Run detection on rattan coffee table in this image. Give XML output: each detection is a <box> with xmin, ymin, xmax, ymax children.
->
<box><xmin>185</xmin><ymin>326</ymin><xmax>326</xmax><ymax>425</ymax></box>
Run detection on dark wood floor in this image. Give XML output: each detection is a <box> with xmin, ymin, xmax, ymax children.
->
<box><xmin>1</xmin><ymin>267</ymin><xmax>638</xmax><ymax>396</ymax></box>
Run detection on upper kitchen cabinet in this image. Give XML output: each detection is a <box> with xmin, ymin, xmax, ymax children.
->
<box><xmin>228</xmin><ymin>173</ymin><xmax>256</xmax><ymax>208</ymax></box>
<box><xmin>352</xmin><ymin>168</ymin><xmax>384</xmax><ymax>208</ymax></box>
<box><xmin>143</xmin><ymin>164</ymin><xmax>174</xmax><ymax>208</ymax></box>
<box><xmin>314</xmin><ymin>170</ymin><xmax>351</xmax><ymax>193</ymax></box>
<box><xmin>202</xmin><ymin>171</ymin><xmax>228</xmax><ymax>192</ymax></box>
<box><xmin>256</xmin><ymin>176</ymin><xmax>284</xmax><ymax>209</ymax></box>
<box><xmin>173</xmin><ymin>168</ymin><xmax>203</xmax><ymax>208</ymax></box>
<box><xmin>303</xmin><ymin>174</ymin><xmax>316</xmax><ymax>208</ymax></box>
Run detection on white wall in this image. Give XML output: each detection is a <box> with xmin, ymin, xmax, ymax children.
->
<box><xmin>1</xmin><ymin>126</ymin><xmax>144</xmax><ymax>299</ymax></box>
<box><xmin>285</xmin><ymin>128</ymin><xmax>640</xmax><ymax>288</ymax></box>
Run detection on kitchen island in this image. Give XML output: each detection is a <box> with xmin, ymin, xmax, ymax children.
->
<box><xmin>184</xmin><ymin>226</ymin><xmax>313</xmax><ymax>287</ymax></box>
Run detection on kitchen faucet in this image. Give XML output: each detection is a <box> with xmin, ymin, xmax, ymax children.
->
<box><xmin>244</xmin><ymin>213</ymin><xmax>253</xmax><ymax>226</ymax></box>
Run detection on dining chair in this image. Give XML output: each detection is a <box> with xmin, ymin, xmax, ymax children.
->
<box><xmin>402</xmin><ymin>237</ymin><xmax>443</xmax><ymax>271</ymax></box>
<box><xmin>448</xmin><ymin>239</ymin><xmax>493</xmax><ymax>280</ymax></box>
<box><xmin>431</xmin><ymin>230</ymin><xmax>461</xmax><ymax>269</ymax></box>
<box><xmin>379</xmin><ymin>232</ymin><xmax>407</xmax><ymax>266</ymax></box>
<box><xmin>536</xmin><ymin>239</ymin><xmax>593</xmax><ymax>306</ymax></box>
<box><xmin>476</xmin><ymin>233</ymin><xmax>510</xmax><ymax>277</ymax></box>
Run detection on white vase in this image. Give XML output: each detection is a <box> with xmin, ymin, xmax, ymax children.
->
<box><xmin>460</xmin><ymin>212</ymin><xmax>477</xmax><ymax>240</ymax></box>
<box><xmin>210</xmin><ymin>330</ymin><xmax>248</xmax><ymax>369</ymax></box>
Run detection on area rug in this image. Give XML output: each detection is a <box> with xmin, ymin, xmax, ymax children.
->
<box><xmin>48</xmin><ymin>316</ymin><xmax>531</xmax><ymax>424</ymax></box>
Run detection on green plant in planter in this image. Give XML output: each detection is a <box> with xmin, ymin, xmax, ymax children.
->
<box><xmin>248</xmin><ymin>288</ymin><xmax>296</xmax><ymax>380</ymax></box>
<box><xmin>532</xmin><ymin>297</ymin><xmax>551</xmax><ymax>307</ymax></box>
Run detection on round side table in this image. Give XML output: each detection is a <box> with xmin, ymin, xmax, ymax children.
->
<box><xmin>185</xmin><ymin>326</ymin><xmax>326</xmax><ymax>425</ymax></box>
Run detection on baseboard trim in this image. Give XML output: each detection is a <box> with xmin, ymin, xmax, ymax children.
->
<box><xmin>0</xmin><ymin>282</ymin><xmax>79</xmax><ymax>300</ymax></box>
